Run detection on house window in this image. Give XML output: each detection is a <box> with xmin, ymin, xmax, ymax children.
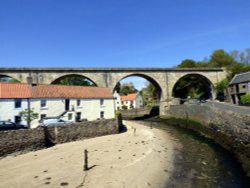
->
<box><xmin>68</xmin><ymin>113</ymin><xmax>73</xmax><ymax>120</ymax></box>
<box><xmin>100</xmin><ymin>99</ymin><xmax>104</xmax><ymax>106</ymax></box>
<box><xmin>41</xmin><ymin>99</ymin><xmax>47</xmax><ymax>108</ymax></box>
<box><xmin>14</xmin><ymin>99</ymin><xmax>22</xmax><ymax>108</ymax></box>
<box><xmin>117</xmin><ymin>101</ymin><xmax>119</xmax><ymax>104</ymax></box>
<box><xmin>40</xmin><ymin>114</ymin><xmax>46</xmax><ymax>120</ymax></box>
<box><xmin>100</xmin><ymin>111</ymin><xmax>104</xmax><ymax>119</ymax></box>
<box><xmin>77</xmin><ymin>99</ymin><xmax>81</xmax><ymax>107</ymax></box>
<box><xmin>15</xmin><ymin>116</ymin><xmax>22</xmax><ymax>124</ymax></box>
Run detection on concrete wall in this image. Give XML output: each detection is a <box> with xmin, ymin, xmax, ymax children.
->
<box><xmin>164</xmin><ymin>103</ymin><xmax>250</xmax><ymax>176</ymax></box>
<box><xmin>0</xmin><ymin>119</ymin><xmax>119</xmax><ymax>157</ymax></box>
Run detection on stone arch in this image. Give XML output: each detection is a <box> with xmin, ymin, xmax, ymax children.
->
<box><xmin>113</xmin><ymin>73</ymin><xmax>162</xmax><ymax>100</ymax></box>
<box><xmin>0</xmin><ymin>74</ymin><xmax>21</xmax><ymax>83</ymax></box>
<box><xmin>171</xmin><ymin>73</ymin><xmax>215</xmax><ymax>100</ymax></box>
<box><xmin>50</xmin><ymin>74</ymin><xmax>98</xmax><ymax>86</ymax></box>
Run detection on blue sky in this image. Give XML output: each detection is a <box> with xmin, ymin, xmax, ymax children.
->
<box><xmin>1</xmin><ymin>0</ymin><xmax>250</xmax><ymax>68</ymax></box>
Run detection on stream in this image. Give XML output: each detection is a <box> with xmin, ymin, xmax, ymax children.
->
<box><xmin>138</xmin><ymin>119</ymin><xmax>250</xmax><ymax>188</ymax></box>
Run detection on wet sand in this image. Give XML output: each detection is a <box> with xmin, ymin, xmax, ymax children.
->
<box><xmin>0</xmin><ymin>121</ymin><xmax>176</xmax><ymax>188</ymax></box>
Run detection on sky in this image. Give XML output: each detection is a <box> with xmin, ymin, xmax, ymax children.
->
<box><xmin>1</xmin><ymin>0</ymin><xmax>250</xmax><ymax>68</ymax></box>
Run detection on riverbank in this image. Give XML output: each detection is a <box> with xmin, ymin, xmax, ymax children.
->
<box><xmin>0</xmin><ymin>121</ymin><xmax>176</xmax><ymax>188</ymax></box>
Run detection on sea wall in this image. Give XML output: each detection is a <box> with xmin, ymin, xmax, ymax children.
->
<box><xmin>0</xmin><ymin>118</ymin><xmax>120</xmax><ymax>157</ymax></box>
<box><xmin>164</xmin><ymin>103</ymin><xmax>250</xmax><ymax>176</ymax></box>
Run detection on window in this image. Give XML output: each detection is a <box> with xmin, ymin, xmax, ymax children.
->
<box><xmin>77</xmin><ymin>99</ymin><xmax>81</xmax><ymax>107</ymax></box>
<box><xmin>14</xmin><ymin>99</ymin><xmax>22</xmax><ymax>108</ymax></box>
<box><xmin>68</xmin><ymin>113</ymin><xmax>73</xmax><ymax>120</ymax></box>
<box><xmin>100</xmin><ymin>111</ymin><xmax>104</xmax><ymax>119</ymax></box>
<box><xmin>41</xmin><ymin>99</ymin><xmax>47</xmax><ymax>108</ymax></box>
<box><xmin>40</xmin><ymin>114</ymin><xmax>46</xmax><ymax>120</ymax></box>
<box><xmin>15</xmin><ymin>116</ymin><xmax>22</xmax><ymax>124</ymax></box>
<box><xmin>100</xmin><ymin>99</ymin><xmax>104</xmax><ymax>106</ymax></box>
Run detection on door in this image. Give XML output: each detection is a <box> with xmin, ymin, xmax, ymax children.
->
<box><xmin>65</xmin><ymin>99</ymin><xmax>70</xmax><ymax>111</ymax></box>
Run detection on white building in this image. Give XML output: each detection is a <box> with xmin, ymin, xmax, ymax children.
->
<box><xmin>0</xmin><ymin>82</ymin><xmax>116</xmax><ymax>128</ymax></box>
<box><xmin>114</xmin><ymin>92</ymin><xmax>144</xmax><ymax>110</ymax></box>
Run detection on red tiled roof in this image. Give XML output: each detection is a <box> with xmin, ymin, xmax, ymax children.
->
<box><xmin>0</xmin><ymin>82</ymin><xmax>31</xmax><ymax>98</ymax></box>
<box><xmin>120</xmin><ymin>93</ymin><xmax>137</xmax><ymax>101</ymax></box>
<box><xmin>0</xmin><ymin>82</ymin><xmax>114</xmax><ymax>99</ymax></box>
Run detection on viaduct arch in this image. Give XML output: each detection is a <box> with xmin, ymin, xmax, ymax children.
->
<box><xmin>0</xmin><ymin>67</ymin><xmax>226</xmax><ymax>116</ymax></box>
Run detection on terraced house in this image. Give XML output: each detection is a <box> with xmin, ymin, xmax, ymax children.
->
<box><xmin>0</xmin><ymin>82</ymin><xmax>115</xmax><ymax>128</ymax></box>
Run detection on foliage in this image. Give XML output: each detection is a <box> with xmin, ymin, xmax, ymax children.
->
<box><xmin>121</xmin><ymin>105</ymin><xmax>128</xmax><ymax>110</ymax></box>
<box><xmin>177</xmin><ymin>59</ymin><xmax>197</xmax><ymax>68</ymax></box>
<box><xmin>173</xmin><ymin>74</ymin><xmax>208</xmax><ymax>99</ymax></box>
<box><xmin>19</xmin><ymin>108</ymin><xmax>39</xmax><ymax>126</ymax></box>
<box><xmin>208</xmin><ymin>49</ymin><xmax>235</xmax><ymax>67</ymax></box>
<box><xmin>215</xmin><ymin>79</ymin><xmax>229</xmax><ymax>94</ymax></box>
<box><xmin>175</xmin><ymin>48</ymin><xmax>250</xmax><ymax>99</ymax></box>
<box><xmin>120</xmin><ymin>82</ymin><xmax>137</xmax><ymax>95</ymax></box>
<box><xmin>240</xmin><ymin>94</ymin><xmax>250</xmax><ymax>104</ymax></box>
<box><xmin>53</xmin><ymin>76</ymin><xmax>96</xmax><ymax>86</ymax></box>
<box><xmin>0</xmin><ymin>77</ymin><xmax>19</xmax><ymax>82</ymax></box>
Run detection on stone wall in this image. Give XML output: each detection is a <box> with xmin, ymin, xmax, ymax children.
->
<box><xmin>0</xmin><ymin>119</ymin><xmax>119</xmax><ymax>157</ymax></box>
<box><xmin>164</xmin><ymin>104</ymin><xmax>250</xmax><ymax>176</ymax></box>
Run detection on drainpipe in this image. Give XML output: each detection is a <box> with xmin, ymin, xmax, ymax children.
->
<box><xmin>26</xmin><ymin>76</ymin><xmax>33</xmax><ymax>128</ymax></box>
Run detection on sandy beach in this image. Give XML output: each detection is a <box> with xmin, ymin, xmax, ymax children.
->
<box><xmin>0</xmin><ymin>121</ymin><xmax>176</xmax><ymax>188</ymax></box>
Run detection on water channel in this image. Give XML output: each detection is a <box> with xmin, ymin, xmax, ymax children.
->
<box><xmin>138</xmin><ymin>119</ymin><xmax>250</xmax><ymax>188</ymax></box>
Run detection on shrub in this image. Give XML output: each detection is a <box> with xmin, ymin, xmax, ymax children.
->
<box><xmin>240</xmin><ymin>94</ymin><xmax>250</xmax><ymax>104</ymax></box>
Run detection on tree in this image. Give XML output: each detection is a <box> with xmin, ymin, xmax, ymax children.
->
<box><xmin>53</xmin><ymin>76</ymin><xmax>96</xmax><ymax>86</ymax></box>
<box><xmin>0</xmin><ymin>77</ymin><xmax>19</xmax><ymax>82</ymax></box>
<box><xmin>19</xmin><ymin>108</ymin><xmax>39</xmax><ymax>128</ymax></box>
<box><xmin>173</xmin><ymin>75</ymin><xmax>210</xmax><ymax>99</ymax></box>
<box><xmin>177</xmin><ymin>59</ymin><xmax>197</xmax><ymax>68</ymax></box>
<box><xmin>209</xmin><ymin>49</ymin><xmax>235</xmax><ymax>67</ymax></box>
<box><xmin>215</xmin><ymin>79</ymin><xmax>229</xmax><ymax>94</ymax></box>
<box><xmin>120</xmin><ymin>82</ymin><xmax>137</xmax><ymax>95</ymax></box>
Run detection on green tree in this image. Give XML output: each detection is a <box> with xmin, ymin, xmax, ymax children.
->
<box><xmin>0</xmin><ymin>77</ymin><xmax>19</xmax><ymax>82</ymax></box>
<box><xmin>240</xmin><ymin>94</ymin><xmax>250</xmax><ymax>104</ymax></box>
<box><xmin>215</xmin><ymin>79</ymin><xmax>229</xmax><ymax>94</ymax></box>
<box><xmin>177</xmin><ymin>59</ymin><xmax>197</xmax><ymax>68</ymax></box>
<box><xmin>19</xmin><ymin>108</ymin><xmax>39</xmax><ymax>128</ymax></box>
<box><xmin>120</xmin><ymin>83</ymin><xmax>137</xmax><ymax>95</ymax></box>
<box><xmin>173</xmin><ymin>75</ymin><xmax>209</xmax><ymax>99</ymax></box>
<box><xmin>209</xmin><ymin>49</ymin><xmax>235</xmax><ymax>67</ymax></box>
<box><xmin>53</xmin><ymin>76</ymin><xmax>96</xmax><ymax>86</ymax></box>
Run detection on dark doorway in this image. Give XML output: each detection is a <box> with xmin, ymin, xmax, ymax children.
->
<box><xmin>65</xmin><ymin>99</ymin><xmax>70</xmax><ymax>111</ymax></box>
<box><xmin>76</xmin><ymin>112</ymin><xmax>81</xmax><ymax>122</ymax></box>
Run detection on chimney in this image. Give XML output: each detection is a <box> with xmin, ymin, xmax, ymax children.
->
<box><xmin>27</xmin><ymin>76</ymin><xmax>33</xmax><ymax>87</ymax></box>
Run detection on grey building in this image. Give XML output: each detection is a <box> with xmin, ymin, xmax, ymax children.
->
<box><xmin>228</xmin><ymin>71</ymin><xmax>250</xmax><ymax>104</ymax></box>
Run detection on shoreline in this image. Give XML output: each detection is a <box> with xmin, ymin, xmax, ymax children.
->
<box><xmin>0</xmin><ymin>120</ymin><xmax>177</xmax><ymax>188</ymax></box>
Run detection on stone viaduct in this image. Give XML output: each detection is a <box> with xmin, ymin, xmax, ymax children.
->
<box><xmin>0</xmin><ymin>67</ymin><xmax>226</xmax><ymax>116</ymax></box>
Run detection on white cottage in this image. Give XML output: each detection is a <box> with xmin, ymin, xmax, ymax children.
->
<box><xmin>114</xmin><ymin>92</ymin><xmax>143</xmax><ymax>110</ymax></box>
<box><xmin>0</xmin><ymin>82</ymin><xmax>116</xmax><ymax>128</ymax></box>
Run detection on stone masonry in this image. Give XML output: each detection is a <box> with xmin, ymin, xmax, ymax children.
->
<box><xmin>0</xmin><ymin>67</ymin><xmax>226</xmax><ymax>116</ymax></box>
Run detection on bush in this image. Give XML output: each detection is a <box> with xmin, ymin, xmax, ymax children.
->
<box><xmin>121</xmin><ymin>105</ymin><xmax>128</xmax><ymax>110</ymax></box>
<box><xmin>240</xmin><ymin>94</ymin><xmax>250</xmax><ymax>104</ymax></box>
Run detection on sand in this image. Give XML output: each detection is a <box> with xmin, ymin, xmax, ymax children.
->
<box><xmin>0</xmin><ymin>121</ymin><xmax>175</xmax><ymax>188</ymax></box>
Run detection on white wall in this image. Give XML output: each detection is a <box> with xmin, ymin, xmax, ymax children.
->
<box><xmin>0</xmin><ymin>98</ymin><xmax>115</xmax><ymax>128</ymax></box>
<box><xmin>0</xmin><ymin>99</ymin><xmax>28</xmax><ymax>125</ymax></box>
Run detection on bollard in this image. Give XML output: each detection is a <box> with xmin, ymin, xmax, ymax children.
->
<box><xmin>84</xmin><ymin>149</ymin><xmax>88</xmax><ymax>171</ymax></box>
<box><xmin>134</xmin><ymin>128</ymin><xmax>136</xmax><ymax>136</ymax></box>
